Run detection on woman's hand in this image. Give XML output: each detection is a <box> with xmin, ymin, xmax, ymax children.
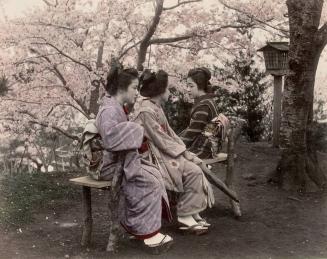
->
<box><xmin>184</xmin><ymin>151</ymin><xmax>203</xmax><ymax>165</ymax></box>
<box><xmin>192</xmin><ymin>155</ymin><xmax>203</xmax><ymax>165</ymax></box>
<box><xmin>183</xmin><ymin>150</ymin><xmax>194</xmax><ymax>161</ymax></box>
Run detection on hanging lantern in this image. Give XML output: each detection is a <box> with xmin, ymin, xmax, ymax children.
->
<box><xmin>258</xmin><ymin>42</ymin><xmax>289</xmax><ymax>75</ymax></box>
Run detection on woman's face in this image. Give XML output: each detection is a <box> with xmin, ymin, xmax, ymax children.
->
<box><xmin>124</xmin><ymin>78</ymin><xmax>139</xmax><ymax>105</ymax></box>
<box><xmin>160</xmin><ymin>86</ymin><xmax>170</xmax><ymax>103</ymax></box>
<box><xmin>186</xmin><ymin>77</ymin><xmax>200</xmax><ymax>99</ymax></box>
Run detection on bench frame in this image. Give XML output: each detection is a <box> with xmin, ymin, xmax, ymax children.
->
<box><xmin>69</xmin><ymin>176</ymin><xmax>120</xmax><ymax>252</ymax></box>
<box><xmin>70</xmin><ymin>125</ymin><xmax>242</xmax><ymax>252</ymax></box>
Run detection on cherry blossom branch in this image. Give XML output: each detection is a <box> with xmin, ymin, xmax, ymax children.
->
<box><xmin>28</xmin><ymin>21</ymin><xmax>74</xmax><ymax>31</ymax></box>
<box><xmin>137</xmin><ymin>0</ymin><xmax>164</xmax><ymax>70</ymax></box>
<box><xmin>32</xmin><ymin>41</ymin><xmax>92</xmax><ymax>71</ymax></box>
<box><xmin>165</xmin><ymin>43</ymin><xmax>218</xmax><ymax>50</ymax></box>
<box><xmin>119</xmin><ymin>38</ymin><xmax>136</xmax><ymax>56</ymax></box>
<box><xmin>150</xmin><ymin>24</ymin><xmax>255</xmax><ymax>44</ymax></box>
<box><xmin>163</xmin><ymin>0</ymin><xmax>202</xmax><ymax>11</ymax></box>
<box><xmin>46</xmin><ymin>103</ymin><xmax>90</xmax><ymax>119</ymax></box>
<box><xmin>28</xmin><ymin>47</ymin><xmax>89</xmax><ymax>114</ymax></box>
<box><xmin>30</xmin><ymin>121</ymin><xmax>79</xmax><ymax>141</ymax></box>
<box><xmin>118</xmin><ymin>39</ymin><xmax>142</xmax><ymax>60</ymax></box>
<box><xmin>42</xmin><ymin>0</ymin><xmax>58</xmax><ymax>7</ymax></box>
<box><xmin>50</xmin><ymin>65</ymin><xmax>89</xmax><ymax>114</ymax></box>
<box><xmin>0</xmin><ymin>116</ymin><xmax>79</xmax><ymax>141</ymax></box>
<box><xmin>28</xmin><ymin>37</ymin><xmax>92</xmax><ymax>71</ymax></box>
<box><xmin>2</xmin><ymin>98</ymin><xmax>42</xmax><ymax>105</ymax></box>
<box><xmin>123</xmin><ymin>18</ymin><xmax>140</xmax><ymax>54</ymax></box>
<box><xmin>14</xmin><ymin>53</ymin><xmax>58</xmax><ymax>66</ymax></box>
<box><xmin>218</xmin><ymin>0</ymin><xmax>290</xmax><ymax>37</ymax></box>
<box><xmin>20</xmin><ymin>110</ymin><xmax>80</xmax><ymax>140</ymax></box>
<box><xmin>20</xmin><ymin>84</ymin><xmax>62</xmax><ymax>92</ymax></box>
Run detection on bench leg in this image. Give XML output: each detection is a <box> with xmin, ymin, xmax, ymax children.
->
<box><xmin>226</xmin><ymin>128</ymin><xmax>242</xmax><ymax>218</ymax></box>
<box><xmin>106</xmin><ymin>189</ymin><xmax>121</xmax><ymax>252</ymax></box>
<box><xmin>81</xmin><ymin>186</ymin><xmax>92</xmax><ymax>247</ymax></box>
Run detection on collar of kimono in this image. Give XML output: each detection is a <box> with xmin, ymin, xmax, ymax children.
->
<box><xmin>148</xmin><ymin>98</ymin><xmax>162</xmax><ymax>108</ymax></box>
<box><xmin>123</xmin><ymin>105</ymin><xmax>129</xmax><ymax>115</ymax></box>
<box><xmin>193</xmin><ymin>93</ymin><xmax>216</xmax><ymax>107</ymax></box>
<box><xmin>104</xmin><ymin>94</ymin><xmax>129</xmax><ymax>116</ymax></box>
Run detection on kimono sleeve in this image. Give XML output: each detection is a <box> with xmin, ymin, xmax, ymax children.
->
<box><xmin>167</xmin><ymin>123</ymin><xmax>187</xmax><ymax>146</ymax></box>
<box><xmin>138</xmin><ymin>112</ymin><xmax>186</xmax><ymax>158</ymax></box>
<box><xmin>97</xmin><ymin>108</ymin><xmax>144</xmax><ymax>151</ymax></box>
<box><xmin>179</xmin><ymin>104</ymin><xmax>211</xmax><ymax>147</ymax></box>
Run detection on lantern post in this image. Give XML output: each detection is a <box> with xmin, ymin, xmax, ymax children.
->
<box><xmin>258</xmin><ymin>42</ymin><xmax>289</xmax><ymax>147</ymax></box>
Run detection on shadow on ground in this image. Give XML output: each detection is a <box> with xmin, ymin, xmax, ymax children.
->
<box><xmin>1</xmin><ymin>142</ymin><xmax>327</xmax><ymax>259</ymax></box>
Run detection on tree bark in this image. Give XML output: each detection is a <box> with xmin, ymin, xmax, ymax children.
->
<box><xmin>88</xmin><ymin>41</ymin><xmax>105</xmax><ymax>116</ymax></box>
<box><xmin>137</xmin><ymin>0</ymin><xmax>164</xmax><ymax>71</ymax></box>
<box><xmin>275</xmin><ymin>0</ymin><xmax>327</xmax><ymax>191</ymax></box>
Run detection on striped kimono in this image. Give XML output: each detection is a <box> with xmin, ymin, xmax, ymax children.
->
<box><xmin>180</xmin><ymin>94</ymin><xmax>219</xmax><ymax>159</ymax></box>
<box><xmin>96</xmin><ymin>95</ymin><xmax>171</xmax><ymax>238</ymax></box>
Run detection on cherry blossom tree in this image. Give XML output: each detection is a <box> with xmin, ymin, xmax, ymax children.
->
<box><xmin>220</xmin><ymin>0</ymin><xmax>327</xmax><ymax>191</ymax></box>
<box><xmin>0</xmin><ymin>0</ymin><xmax>261</xmax><ymax>140</ymax></box>
<box><xmin>276</xmin><ymin>0</ymin><xmax>327</xmax><ymax>191</ymax></box>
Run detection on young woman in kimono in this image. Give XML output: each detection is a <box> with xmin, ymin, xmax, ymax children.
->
<box><xmin>179</xmin><ymin>67</ymin><xmax>227</xmax><ymax>159</ymax></box>
<box><xmin>96</xmin><ymin>65</ymin><xmax>173</xmax><ymax>252</ymax></box>
<box><xmin>132</xmin><ymin>69</ymin><xmax>214</xmax><ymax>235</ymax></box>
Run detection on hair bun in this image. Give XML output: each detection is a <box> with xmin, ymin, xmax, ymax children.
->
<box><xmin>198</xmin><ymin>67</ymin><xmax>211</xmax><ymax>80</ymax></box>
<box><xmin>107</xmin><ymin>62</ymin><xmax>123</xmax><ymax>86</ymax></box>
<box><xmin>156</xmin><ymin>70</ymin><xmax>168</xmax><ymax>81</ymax></box>
<box><xmin>139</xmin><ymin>69</ymin><xmax>168</xmax><ymax>97</ymax></box>
<box><xmin>140</xmin><ymin>69</ymin><xmax>156</xmax><ymax>84</ymax></box>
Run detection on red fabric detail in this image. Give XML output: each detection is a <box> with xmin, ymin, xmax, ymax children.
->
<box><xmin>160</xmin><ymin>124</ymin><xmax>167</xmax><ymax>133</ymax></box>
<box><xmin>120</xmin><ymin>222</ymin><xmax>160</xmax><ymax>240</ymax></box>
<box><xmin>123</xmin><ymin>105</ymin><xmax>129</xmax><ymax>115</ymax></box>
<box><xmin>138</xmin><ymin>137</ymin><xmax>149</xmax><ymax>153</ymax></box>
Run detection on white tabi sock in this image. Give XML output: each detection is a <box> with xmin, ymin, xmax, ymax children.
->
<box><xmin>144</xmin><ymin>233</ymin><xmax>172</xmax><ymax>246</ymax></box>
<box><xmin>178</xmin><ymin>215</ymin><xmax>206</xmax><ymax>229</ymax></box>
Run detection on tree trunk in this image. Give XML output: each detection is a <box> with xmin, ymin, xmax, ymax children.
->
<box><xmin>275</xmin><ymin>0</ymin><xmax>327</xmax><ymax>191</ymax></box>
<box><xmin>88</xmin><ymin>43</ymin><xmax>104</xmax><ymax>116</ymax></box>
<box><xmin>136</xmin><ymin>0</ymin><xmax>164</xmax><ymax>71</ymax></box>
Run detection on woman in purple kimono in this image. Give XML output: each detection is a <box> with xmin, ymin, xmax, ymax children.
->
<box><xmin>133</xmin><ymin>69</ymin><xmax>214</xmax><ymax>235</ymax></box>
<box><xmin>96</xmin><ymin>65</ymin><xmax>173</xmax><ymax>252</ymax></box>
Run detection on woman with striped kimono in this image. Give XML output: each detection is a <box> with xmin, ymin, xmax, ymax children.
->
<box><xmin>180</xmin><ymin>67</ymin><xmax>227</xmax><ymax>160</ymax></box>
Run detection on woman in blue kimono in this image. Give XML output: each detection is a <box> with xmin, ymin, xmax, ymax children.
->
<box><xmin>96</xmin><ymin>64</ymin><xmax>173</xmax><ymax>252</ymax></box>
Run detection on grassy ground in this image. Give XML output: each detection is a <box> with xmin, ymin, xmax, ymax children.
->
<box><xmin>0</xmin><ymin>170</ymin><xmax>80</xmax><ymax>227</ymax></box>
<box><xmin>0</xmin><ymin>142</ymin><xmax>327</xmax><ymax>259</ymax></box>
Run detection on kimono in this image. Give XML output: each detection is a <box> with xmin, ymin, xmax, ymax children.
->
<box><xmin>96</xmin><ymin>95</ymin><xmax>171</xmax><ymax>238</ymax></box>
<box><xmin>133</xmin><ymin>98</ymin><xmax>214</xmax><ymax>217</ymax></box>
<box><xmin>180</xmin><ymin>94</ymin><xmax>220</xmax><ymax>159</ymax></box>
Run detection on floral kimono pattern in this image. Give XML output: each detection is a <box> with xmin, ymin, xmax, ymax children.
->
<box><xmin>133</xmin><ymin>98</ymin><xmax>214</xmax><ymax>216</ymax></box>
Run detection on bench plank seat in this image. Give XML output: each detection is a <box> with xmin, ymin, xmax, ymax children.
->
<box><xmin>69</xmin><ymin>176</ymin><xmax>111</xmax><ymax>188</ymax></box>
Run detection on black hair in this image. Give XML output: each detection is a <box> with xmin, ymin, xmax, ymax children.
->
<box><xmin>105</xmin><ymin>64</ymin><xmax>138</xmax><ymax>96</ymax></box>
<box><xmin>187</xmin><ymin>67</ymin><xmax>212</xmax><ymax>93</ymax></box>
<box><xmin>139</xmin><ymin>69</ymin><xmax>168</xmax><ymax>98</ymax></box>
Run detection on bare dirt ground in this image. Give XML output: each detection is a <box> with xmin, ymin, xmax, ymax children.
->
<box><xmin>1</xmin><ymin>142</ymin><xmax>327</xmax><ymax>259</ymax></box>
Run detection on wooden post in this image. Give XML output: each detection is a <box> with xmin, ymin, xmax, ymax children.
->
<box><xmin>106</xmin><ymin>167</ymin><xmax>123</xmax><ymax>252</ymax></box>
<box><xmin>273</xmin><ymin>75</ymin><xmax>283</xmax><ymax>147</ymax></box>
<box><xmin>81</xmin><ymin>186</ymin><xmax>92</xmax><ymax>247</ymax></box>
<box><xmin>226</xmin><ymin>128</ymin><xmax>242</xmax><ymax>218</ymax></box>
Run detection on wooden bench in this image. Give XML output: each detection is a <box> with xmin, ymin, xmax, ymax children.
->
<box><xmin>69</xmin><ymin>176</ymin><xmax>120</xmax><ymax>252</ymax></box>
<box><xmin>70</xmin><ymin>125</ymin><xmax>242</xmax><ymax>251</ymax></box>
